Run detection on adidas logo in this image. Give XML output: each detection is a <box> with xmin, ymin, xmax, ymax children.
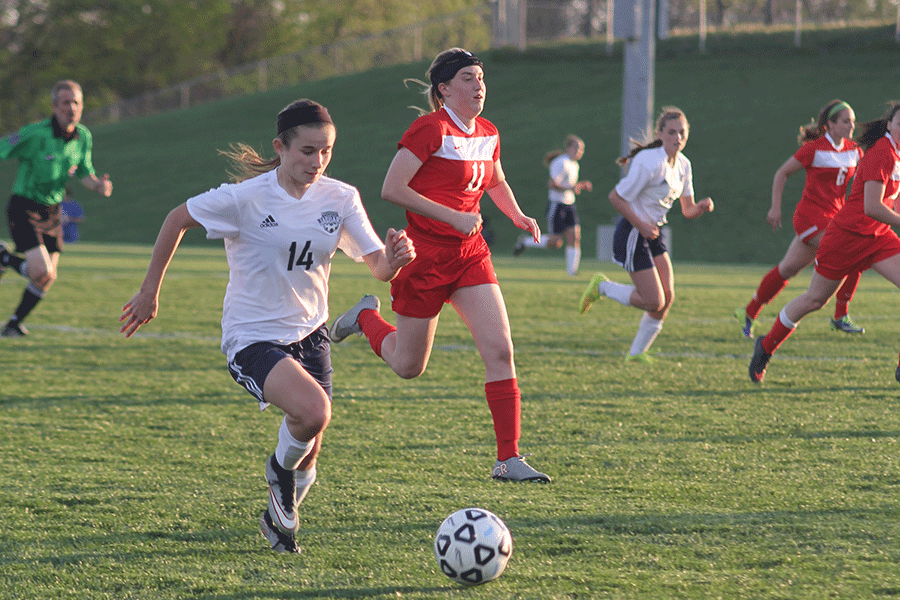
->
<box><xmin>260</xmin><ymin>215</ymin><xmax>278</xmax><ymax>228</ymax></box>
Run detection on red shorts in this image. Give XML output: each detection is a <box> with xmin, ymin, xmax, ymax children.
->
<box><xmin>814</xmin><ymin>224</ymin><xmax>900</xmax><ymax>280</ymax></box>
<box><xmin>390</xmin><ymin>233</ymin><xmax>498</xmax><ymax>319</ymax></box>
<box><xmin>793</xmin><ymin>201</ymin><xmax>837</xmax><ymax>244</ymax></box>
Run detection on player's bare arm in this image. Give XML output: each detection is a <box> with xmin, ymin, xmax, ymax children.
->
<box><xmin>120</xmin><ymin>203</ymin><xmax>200</xmax><ymax>337</ymax></box>
<box><xmin>363</xmin><ymin>228</ymin><xmax>416</xmax><ymax>282</ymax></box>
<box><xmin>485</xmin><ymin>160</ymin><xmax>540</xmax><ymax>242</ymax></box>
<box><xmin>382</xmin><ymin>148</ymin><xmax>482</xmax><ymax>236</ymax></box>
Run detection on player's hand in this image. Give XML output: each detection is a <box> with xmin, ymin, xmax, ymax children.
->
<box><xmin>385</xmin><ymin>228</ymin><xmax>415</xmax><ymax>271</ymax></box>
<box><xmin>638</xmin><ymin>221</ymin><xmax>660</xmax><ymax>240</ymax></box>
<box><xmin>452</xmin><ymin>211</ymin><xmax>483</xmax><ymax>237</ymax></box>
<box><xmin>766</xmin><ymin>206</ymin><xmax>781</xmax><ymax>231</ymax></box>
<box><xmin>119</xmin><ymin>290</ymin><xmax>159</xmax><ymax>338</ymax></box>
<box><xmin>698</xmin><ymin>197</ymin><xmax>714</xmax><ymax>213</ymax></box>
<box><xmin>96</xmin><ymin>174</ymin><xmax>113</xmax><ymax>197</ymax></box>
<box><xmin>512</xmin><ymin>214</ymin><xmax>541</xmax><ymax>243</ymax></box>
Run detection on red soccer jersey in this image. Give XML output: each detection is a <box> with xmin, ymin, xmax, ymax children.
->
<box><xmin>398</xmin><ymin>108</ymin><xmax>501</xmax><ymax>243</ymax></box>
<box><xmin>792</xmin><ymin>135</ymin><xmax>861</xmax><ymax>216</ymax></box>
<box><xmin>832</xmin><ymin>135</ymin><xmax>900</xmax><ymax>237</ymax></box>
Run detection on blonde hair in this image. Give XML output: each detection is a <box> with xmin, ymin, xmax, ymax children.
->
<box><xmin>405</xmin><ymin>47</ymin><xmax>474</xmax><ymax>115</ymax></box>
<box><xmin>543</xmin><ymin>135</ymin><xmax>583</xmax><ymax>167</ymax></box>
<box><xmin>616</xmin><ymin>106</ymin><xmax>687</xmax><ymax>167</ymax></box>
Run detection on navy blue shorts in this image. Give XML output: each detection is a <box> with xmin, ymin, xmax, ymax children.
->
<box><xmin>612</xmin><ymin>218</ymin><xmax>667</xmax><ymax>273</ymax></box>
<box><xmin>546</xmin><ymin>202</ymin><xmax>578</xmax><ymax>235</ymax></box>
<box><xmin>227</xmin><ymin>325</ymin><xmax>333</xmax><ymax>411</ymax></box>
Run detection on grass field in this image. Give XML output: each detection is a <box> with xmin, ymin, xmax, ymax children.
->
<box><xmin>1</xmin><ymin>243</ymin><xmax>899</xmax><ymax>599</ymax></box>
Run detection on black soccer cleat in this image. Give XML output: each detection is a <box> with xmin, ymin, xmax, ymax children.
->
<box><xmin>259</xmin><ymin>509</ymin><xmax>300</xmax><ymax>554</ymax></box>
<box><xmin>749</xmin><ymin>336</ymin><xmax>772</xmax><ymax>383</ymax></box>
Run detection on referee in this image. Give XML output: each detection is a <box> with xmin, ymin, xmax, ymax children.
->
<box><xmin>0</xmin><ymin>80</ymin><xmax>112</xmax><ymax>337</ymax></box>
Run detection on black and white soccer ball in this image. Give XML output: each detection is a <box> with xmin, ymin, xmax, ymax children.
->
<box><xmin>433</xmin><ymin>507</ymin><xmax>513</xmax><ymax>586</ymax></box>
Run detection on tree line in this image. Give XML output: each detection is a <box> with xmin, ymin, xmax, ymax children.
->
<box><xmin>2</xmin><ymin>0</ymin><xmax>895</xmax><ymax>132</ymax></box>
<box><xmin>0</xmin><ymin>0</ymin><xmax>484</xmax><ymax>132</ymax></box>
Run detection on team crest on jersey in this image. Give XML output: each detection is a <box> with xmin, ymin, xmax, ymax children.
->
<box><xmin>318</xmin><ymin>211</ymin><xmax>341</xmax><ymax>233</ymax></box>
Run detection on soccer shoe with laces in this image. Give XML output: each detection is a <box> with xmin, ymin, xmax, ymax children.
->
<box><xmin>1</xmin><ymin>320</ymin><xmax>28</xmax><ymax>338</ymax></box>
<box><xmin>830</xmin><ymin>315</ymin><xmax>864</xmax><ymax>334</ymax></box>
<box><xmin>259</xmin><ymin>509</ymin><xmax>300</xmax><ymax>554</ymax></box>
<box><xmin>734</xmin><ymin>308</ymin><xmax>756</xmax><ymax>338</ymax></box>
<box><xmin>265</xmin><ymin>454</ymin><xmax>298</xmax><ymax>535</ymax></box>
<box><xmin>749</xmin><ymin>336</ymin><xmax>772</xmax><ymax>383</ymax></box>
<box><xmin>492</xmin><ymin>454</ymin><xmax>551</xmax><ymax>483</ymax></box>
<box><xmin>579</xmin><ymin>272</ymin><xmax>609</xmax><ymax>314</ymax></box>
<box><xmin>329</xmin><ymin>294</ymin><xmax>380</xmax><ymax>343</ymax></box>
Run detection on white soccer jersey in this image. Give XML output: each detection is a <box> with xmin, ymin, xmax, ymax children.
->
<box><xmin>548</xmin><ymin>153</ymin><xmax>579</xmax><ymax>205</ymax></box>
<box><xmin>615</xmin><ymin>146</ymin><xmax>694</xmax><ymax>226</ymax></box>
<box><xmin>186</xmin><ymin>170</ymin><xmax>383</xmax><ymax>361</ymax></box>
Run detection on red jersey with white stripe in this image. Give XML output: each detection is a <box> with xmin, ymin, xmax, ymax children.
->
<box><xmin>398</xmin><ymin>107</ymin><xmax>500</xmax><ymax>243</ymax></box>
<box><xmin>792</xmin><ymin>134</ymin><xmax>861</xmax><ymax>216</ymax></box>
<box><xmin>831</xmin><ymin>134</ymin><xmax>900</xmax><ymax>237</ymax></box>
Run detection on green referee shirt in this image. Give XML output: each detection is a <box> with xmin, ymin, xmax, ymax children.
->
<box><xmin>0</xmin><ymin>116</ymin><xmax>96</xmax><ymax>206</ymax></box>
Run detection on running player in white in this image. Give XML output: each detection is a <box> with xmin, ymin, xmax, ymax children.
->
<box><xmin>579</xmin><ymin>107</ymin><xmax>713</xmax><ymax>361</ymax></box>
<box><xmin>514</xmin><ymin>135</ymin><xmax>592</xmax><ymax>275</ymax></box>
<box><xmin>119</xmin><ymin>99</ymin><xmax>415</xmax><ymax>553</ymax></box>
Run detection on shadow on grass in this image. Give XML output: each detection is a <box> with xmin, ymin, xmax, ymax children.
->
<box><xmin>194</xmin><ymin>586</ymin><xmax>457</xmax><ymax>599</ymax></box>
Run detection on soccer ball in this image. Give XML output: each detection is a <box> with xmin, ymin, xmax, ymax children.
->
<box><xmin>433</xmin><ymin>507</ymin><xmax>513</xmax><ymax>586</ymax></box>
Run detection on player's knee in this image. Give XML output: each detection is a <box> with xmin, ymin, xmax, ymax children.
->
<box><xmin>303</xmin><ymin>398</ymin><xmax>331</xmax><ymax>435</ymax></box>
<box><xmin>29</xmin><ymin>265</ymin><xmax>56</xmax><ymax>288</ymax></box>
<box><xmin>393</xmin><ymin>358</ymin><xmax>427</xmax><ymax>380</ymax></box>
<box><xmin>482</xmin><ymin>343</ymin><xmax>514</xmax><ymax>371</ymax></box>
<box><xmin>285</xmin><ymin>393</ymin><xmax>330</xmax><ymax>436</ymax></box>
<box><xmin>807</xmin><ymin>297</ymin><xmax>828</xmax><ymax>312</ymax></box>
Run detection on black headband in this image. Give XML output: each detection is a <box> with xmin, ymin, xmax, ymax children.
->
<box><xmin>277</xmin><ymin>102</ymin><xmax>333</xmax><ymax>135</ymax></box>
<box><xmin>429</xmin><ymin>50</ymin><xmax>483</xmax><ymax>88</ymax></box>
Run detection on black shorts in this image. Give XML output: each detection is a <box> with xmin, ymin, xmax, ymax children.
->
<box><xmin>7</xmin><ymin>195</ymin><xmax>63</xmax><ymax>254</ymax></box>
<box><xmin>227</xmin><ymin>325</ymin><xmax>333</xmax><ymax>411</ymax></box>
<box><xmin>612</xmin><ymin>218</ymin><xmax>667</xmax><ymax>273</ymax></box>
<box><xmin>546</xmin><ymin>202</ymin><xmax>578</xmax><ymax>235</ymax></box>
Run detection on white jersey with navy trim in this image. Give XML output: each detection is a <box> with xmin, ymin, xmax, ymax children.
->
<box><xmin>186</xmin><ymin>169</ymin><xmax>383</xmax><ymax>362</ymax></box>
<box><xmin>548</xmin><ymin>153</ymin><xmax>578</xmax><ymax>205</ymax></box>
<box><xmin>614</xmin><ymin>146</ymin><xmax>694</xmax><ymax>226</ymax></box>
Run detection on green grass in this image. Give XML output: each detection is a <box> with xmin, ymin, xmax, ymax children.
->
<box><xmin>3</xmin><ymin>25</ymin><xmax>899</xmax><ymax>263</ymax></box>
<box><xmin>1</xmin><ymin>243</ymin><xmax>900</xmax><ymax>598</ymax></box>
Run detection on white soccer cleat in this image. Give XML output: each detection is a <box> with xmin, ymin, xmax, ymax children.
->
<box><xmin>329</xmin><ymin>294</ymin><xmax>380</xmax><ymax>343</ymax></box>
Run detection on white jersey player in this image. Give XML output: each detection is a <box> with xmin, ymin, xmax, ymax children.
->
<box><xmin>514</xmin><ymin>135</ymin><xmax>592</xmax><ymax>276</ymax></box>
<box><xmin>120</xmin><ymin>99</ymin><xmax>415</xmax><ymax>553</ymax></box>
<box><xmin>579</xmin><ymin>106</ymin><xmax>713</xmax><ymax>361</ymax></box>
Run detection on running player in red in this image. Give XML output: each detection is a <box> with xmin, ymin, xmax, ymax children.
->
<box><xmin>329</xmin><ymin>48</ymin><xmax>550</xmax><ymax>482</ymax></box>
<box><xmin>736</xmin><ymin>100</ymin><xmax>864</xmax><ymax>338</ymax></box>
<box><xmin>750</xmin><ymin>102</ymin><xmax>900</xmax><ymax>383</ymax></box>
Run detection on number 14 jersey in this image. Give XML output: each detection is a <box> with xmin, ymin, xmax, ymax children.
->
<box><xmin>186</xmin><ymin>169</ymin><xmax>383</xmax><ymax>362</ymax></box>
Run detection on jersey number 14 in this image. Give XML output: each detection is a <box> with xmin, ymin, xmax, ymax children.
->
<box><xmin>287</xmin><ymin>240</ymin><xmax>314</xmax><ymax>271</ymax></box>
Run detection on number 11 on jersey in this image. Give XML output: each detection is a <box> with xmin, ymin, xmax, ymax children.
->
<box><xmin>465</xmin><ymin>161</ymin><xmax>486</xmax><ymax>192</ymax></box>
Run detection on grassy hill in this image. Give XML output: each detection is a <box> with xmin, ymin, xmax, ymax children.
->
<box><xmin>3</xmin><ymin>24</ymin><xmax>898</xmax><ymax>264</ymax></box>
